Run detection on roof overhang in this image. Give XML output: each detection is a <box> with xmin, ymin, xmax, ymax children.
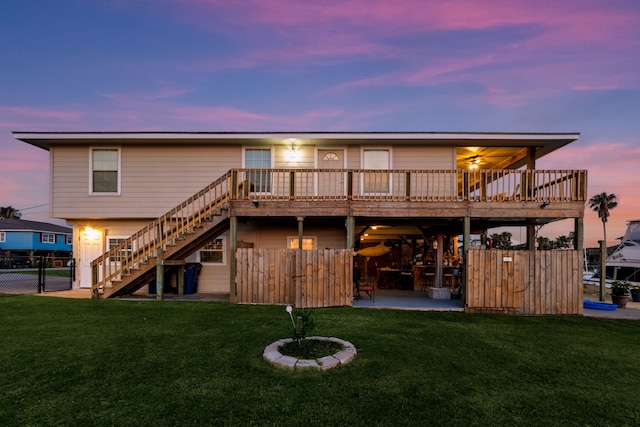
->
<box><xmin>13</xmin><ymin>131</ymin><xmax>579</xmax><ymax>155</ymax></box>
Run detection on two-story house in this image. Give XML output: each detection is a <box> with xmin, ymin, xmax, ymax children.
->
<box><xmin>0</xmin><ymin>218</ymin><xmax>72</xmax><ymax>267</ymax></box>
<box><xmin>13</xmin><ymin>131</ymin><xmax>586</xmax><ymax>314</ymax></box>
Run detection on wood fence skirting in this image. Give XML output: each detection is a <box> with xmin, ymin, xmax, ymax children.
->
<box><xmin>235</xmin><ymin>248</ymin><xmax>353</xmax><ymax>308</ymax></box>
<box><xmin>466</xmin><ymin>249</ymin><xmax>582</xmax><ymax>315</ymax></box>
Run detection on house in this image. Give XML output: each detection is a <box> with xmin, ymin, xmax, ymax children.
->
<box><xmin>13</xmin><ymin>131</ymin><xmax>587</xmax><ymax>314</ymax></box>
<box><xmin>0</xmin><ymin>218</ymin><xmax>72</xmax><ymax>267</ymax></box>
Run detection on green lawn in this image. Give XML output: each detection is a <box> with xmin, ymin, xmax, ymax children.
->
<box><xmin>1</xmin><ymin>294</ymin><xmax>639</xmax><ymax>426</ymax></box>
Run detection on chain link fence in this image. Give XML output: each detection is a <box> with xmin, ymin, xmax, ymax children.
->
<box><xmin>0</xmin><ymin>255</ymin><xmax>74</xmax><ymax>295</ymax></box>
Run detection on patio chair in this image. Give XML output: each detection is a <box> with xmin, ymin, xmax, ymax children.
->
<box><xmin>353</xmin><ymin>267</ymin><xmax>375</xmax><ymax>301</ymax></box>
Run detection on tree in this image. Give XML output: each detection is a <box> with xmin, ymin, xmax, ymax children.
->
<box><xmin>0</xmin><ymin>206</ymin><xmax>21</xmax><ymax>219</ymax></box>
<box><xmin>490</xmin><ymin>231</ymin><xmax>513</xmax><ymax>249</ymax></box>
<box><xmin>588</xmin><ymin>192</ymin><xmax>618</xmax><ymax>245</ymax></box>
<box><xmin>588</xmin><ymin>192</ymin><xmax>619</xmax><ymax>301</ymax></box>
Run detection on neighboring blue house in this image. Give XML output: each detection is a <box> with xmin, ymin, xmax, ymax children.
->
<box><xmin>0</xmin><ymin>218</ymin><xmax>72</xmax><ymax>266</ymax></box>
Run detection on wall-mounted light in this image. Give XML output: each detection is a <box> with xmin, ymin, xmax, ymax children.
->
<box><xmin>251</xmin><ymin>200</ymin><xmax>260</xmax><ymax>207</ymax></box>
<box><xmin>286</xmin><ymin>138</ymin><xmax>300</xmax><ymax>161</ymax></box>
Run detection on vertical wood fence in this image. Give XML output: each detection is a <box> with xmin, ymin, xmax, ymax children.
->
<box><xmin>235</xmin><ymin>248</ymin><xmax>353</xmax><ymax>308</ymax></box>
<box><xmin>466</xmin><ymin>249</ymin><xmax>582</xmax><ymax>315</ymax></box>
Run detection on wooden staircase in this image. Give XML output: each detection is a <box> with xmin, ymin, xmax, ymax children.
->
<box><xmin>91</xmin><ymin>172</ymin><xmax>232</xmax><ymax>299</ymax></box>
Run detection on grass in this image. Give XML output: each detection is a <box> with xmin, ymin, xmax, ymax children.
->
<box><xmin>1</xmin><ymin>294</ymin><xmax>639</xmax><ymax>426</ymax></box>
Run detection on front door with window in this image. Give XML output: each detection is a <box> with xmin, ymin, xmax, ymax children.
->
<box><xmin>318</xmin><ymin>149</ymin><xmax>345</xmax><ymax>197</ymax></box>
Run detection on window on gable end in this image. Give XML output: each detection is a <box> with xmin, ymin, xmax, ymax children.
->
<box><xmin>91</xmin><ymin>148</ymin><xmax>120</xmax><ymax>194</ymax></box>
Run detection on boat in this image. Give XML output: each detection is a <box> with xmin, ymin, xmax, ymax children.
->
<box><xmin>605</xmin><ymin>219</ymin><xmax>640</xmax><ymax>285</ymax></box>
<box><xmin>585</xmin><ymin>219</ymin><xmax>640</xmax><ymax>287</ymax></box>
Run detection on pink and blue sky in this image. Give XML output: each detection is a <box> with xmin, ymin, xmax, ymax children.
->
<box><xmin>1</xmin><ymin>0</ymin><xmax>639</xmax><ymax>247</ymax></box>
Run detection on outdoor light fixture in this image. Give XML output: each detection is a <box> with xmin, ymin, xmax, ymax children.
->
<box><xmin>286</xmin><ymin>138</ymin><xmax>300</xmax><ymax>161</ymax></box>
<box><xmin>468</xmin><ymin>158</ymin><xmax>480</xmax><ymax>169</ymax></box>
<box><xmin>540</xmin><ymin>201</ymin><xmax>550</xmax><ymax>209</ymax></box>
<box><xmin>251</xmin><ymin>200</ymin><xmax>260</xmax><ymax>207</ymax></box>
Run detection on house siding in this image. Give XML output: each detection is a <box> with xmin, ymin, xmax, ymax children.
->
<box><xmin>52</xmin><ymin>145</ymin><xmax>241</xmax><ymax>219</ymax></box>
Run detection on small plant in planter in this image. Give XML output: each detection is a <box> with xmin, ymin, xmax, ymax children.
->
<box><xmin>611</xmin><ymin>280</ymin><xmax>631</xmax><ymax>308</ymax></box>
<box><xmin>280</xmin><ymin>306</ymin><xmax>344</xmax><ymax>359</ymax></box>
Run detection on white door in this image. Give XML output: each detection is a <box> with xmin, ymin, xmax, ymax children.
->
<box><xmin>317</xmin><ymin>149</ymin><xmax>345</xmax><ymax>197</ymax></box>
<box><xmin>79</xmin><ymin>228</ymin><xmax>103</xmax><ymax>288</ymax></box>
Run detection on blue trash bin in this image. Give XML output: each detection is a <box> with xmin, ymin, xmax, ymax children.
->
<box><xmin>184</xmin><ymin>263</ymin><xmax>202</xmax><ymax>294</ymax></box>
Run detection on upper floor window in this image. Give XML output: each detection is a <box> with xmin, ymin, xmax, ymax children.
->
<box><xmin>41</xmin><ymin>233</ymin><xmax>56</xmax><ymax>244</ymax></box>
<box><xmin>244</xmin><ymin>148</ymin><xmax>272</xmax><ymax>193</ymax></box>
<box><xmin>91</xmin><ymin>148</ymin><xmax>120</xmax><ymax>194</ymax></box>
<box><xmin>0</xmin><ymin>232</ymin><xmax>5</xmax><ymax>242</ymax></box>
<box><xmin>363</xmin><ymin>148</ymin><xmax>390</xmax><ymax>193</ymax></box>
<box><xmin>66</xmin><ymin>235</ymin><xmax>72</xmax><ymax>245</ymax></box>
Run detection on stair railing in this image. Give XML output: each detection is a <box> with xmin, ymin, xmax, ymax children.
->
<box><xmin>91</xmin><ymin>171</ymin><xmax>232</xmax><ymax>296</ymax></box>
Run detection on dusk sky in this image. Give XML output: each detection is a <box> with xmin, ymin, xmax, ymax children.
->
<box><xmin>2</xmin><ymin>0</ymin><xmax>639</xmax><ymax>247</ymax></box>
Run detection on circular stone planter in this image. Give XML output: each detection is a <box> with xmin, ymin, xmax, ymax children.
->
<box><xmin>263</xmin><ymin>336</ymin><xmax>357</xmax><ymax>371</ymax></box>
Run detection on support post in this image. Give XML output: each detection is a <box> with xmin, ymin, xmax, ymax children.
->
<box><xmin>463</xmin><ymin>216</ymin><xmax>470</xmax><ymax>303</ymax></box>
<box><xmin>229</xmin><ymin>216</ymin><xmax>238</xmax><ymax>304</ymax></box>
<box><xmin>599</xmin><ymin>240</ymin><xmax>606</xmax><ymax>302</ymax></box>
<box><xmin>156</xmin><ymin>247</ymin><xmax>164</xmax><ymax>301</ymax></box>
<box><xmin>297</xmin><ymin>217</ymin><xmax>304</xmax><ymax>250</ymax></box>
<box><xmin>346</xmin><ymin>216</ymin><xmax>355</xmax><ymax>249</ymax></box>
<box><xmin>435</xmin><ymin>233</ymin><xmax>444</xmax><ymax>287</ymax></box>
<box><xmin>527</xmin><ymin>225</ymin><xmax>536</xmax><ymax>251</ymax></box>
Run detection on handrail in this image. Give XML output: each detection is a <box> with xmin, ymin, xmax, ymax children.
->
<box><xmin>229</xmin><ymin>169</ymin><xmax>587</xmax><ymax>202</ymax></box>
<box><xmin>90</xmin><ymin>171</ymin><xmax>232</xmax><ymax>295</ymax></box>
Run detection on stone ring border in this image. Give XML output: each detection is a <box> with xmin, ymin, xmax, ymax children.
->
<box><xmin>263</xmin><ymin>336</ymin><xmax>357</xmax><ymax>371</ymax></box>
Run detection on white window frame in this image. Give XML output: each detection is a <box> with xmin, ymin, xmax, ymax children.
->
<box><xmin>287</xmin><ymin>236</ymin><xmax>317</xmax><ymax>250</ymax></box>
<box><xmin>66</xmin><ymin>235</ymin><xmax>72</xmax><ymax>245</ymax></box>
<box><xmin>107</xmin><ymin>236</ymin><xmax>133</xmax><ymax>264</ymax></box>
<box><xmin>0</xmin><ymin>231</ymin><xmax>5</xmax><ymax>242</ymax></box>
<box><xmin>197</xmin><ymin>236</ymin><xmax>226</xmax><ymax>265</ymax></box>
<box><xmin>242</xmin><ymin>147</ymin><xmax>274</xmax><ymax>195</ymax></box>
<box><xmin>90</xmin><ymin>146</ymin><xmax>121</xmax><ymax>195</ymax></box>
<box><xmin>42</xmin><ymin>233</ymin><xmax>56</xmax><ymax>244</ymax></box>
<box><xmin>361</xmin><ymin>147</ymin><xmax>392</xmax><ymax>195</ymax></box>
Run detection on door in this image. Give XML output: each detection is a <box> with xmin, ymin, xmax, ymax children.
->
<box><xmin>317</xmin><ymin>149</ymin><xmax>345</xmax><ymax>197</ymax></box>
<box><xmin>79</xmin><ymin>228</ymin><xmax>103</xmax><ymax>288</ymax></box>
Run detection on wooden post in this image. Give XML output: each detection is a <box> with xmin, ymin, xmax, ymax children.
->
<box><xmin>346</xmin><ymin>216</ymin><xmax>355</xmax><ymax>249</ymax></box>
<box><xmin>527</xmin><ymin>225</ymin><xmax>536</xmax><ymax>251</ymax></box>
<box><xmin>91</xmin><ymin>264</ymin><xmax>98</xmax><ymax>299</ymax></box>
<box><xmin>435</xmin><ymin>233</ymin><xmax>444</xmax><ymax>287</ymax></box>
<box><xmin>297</xmin><ymin>217</ymin><xmax>304</xmax><ymax>250</ymax></box>
<box><xmin>229</xmin><ymin>216</ymin><xmax>238</xmax><ymax>304</ymax></box>
<box><xmin>599</xmin><ymin>240</ymin><xmax>606</xmax><ymax>302</ymax></box>
<box><xmin>156</xmin><ymin>247</ymin><xmax>164</xmax><ymax>301</ymax></box>
<box><xmin>463</xmin><ymin>216</ymin><xmax>470</xmax><ymax>303</ymax></box>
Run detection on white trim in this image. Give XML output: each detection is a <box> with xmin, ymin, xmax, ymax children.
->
<box><xmin>89</xmin><ymin>146</ymin><xmax>121</xmax><ymax>195</ymax></box>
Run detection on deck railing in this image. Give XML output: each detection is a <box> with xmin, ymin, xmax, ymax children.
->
<box><xmin>231</xmin><ymin>169</ymin><xmax>587</xmax><ymax>202</ymax></box>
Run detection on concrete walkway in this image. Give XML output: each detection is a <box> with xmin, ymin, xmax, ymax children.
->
<box><xmin>36</xmin><ymin>287</ymin><xmax>640</xmax><ymax>319</ymax></box>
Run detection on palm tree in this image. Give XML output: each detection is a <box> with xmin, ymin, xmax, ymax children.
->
<box><xmin>0</xmin><ymin>206</ymin><xmax>21</xmax><ymax>219</ymax></box>
<box><xmin>588</xmin><ymin>192</ymin><xmax>619</xmax><ymax>245</ymax></box>
<box><xmin>588</xmin><ymin>192</ymin><xmax>619</xmax><ymax>301</ymax></box>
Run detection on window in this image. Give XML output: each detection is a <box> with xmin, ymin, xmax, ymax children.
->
<box><xmin>288</xmin><ymin>236</ymin><xmax>316</xmax><ymax>250</ymax></box>
<box><xmin>363</xmin><ymin>149</ymin><xmax>390</xmax><ymax>193</ymax></box>
<box><xmin>322</xmin><ymin>152</ymin><xmax>339</xmax><ymax>161</ymax></box>
<box><xmin>199</xmin><ymin>237</ymin><xmax>226</xmax><ymax>264</ymax></box>
<box><xmin>0</xmin><ymin>232</ymin><xmax>5</xmax><ymax>242</ymax></box>
<box><xmin>91</xmin><ymin>148</ymin><xmax>120</xmax><ymax>194</ymax></box>
<box><xmin>66</xmin><ymin>235</ymin><xmax>72</xmax><ymax>245</ymax></box>
<box><xmin>244</xmin><ymin>148</ymin><xmax>271</xmax><ymax>192</ymax></box>
<box><xmin>108</xmin><ymin>237</ymin><xmax>132</xmax><ymax>263</ymax></box>
<box><xmin>41</xmin><ymin>233</ymin><xmax>56</xmax><ymax>244</ymax></box>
